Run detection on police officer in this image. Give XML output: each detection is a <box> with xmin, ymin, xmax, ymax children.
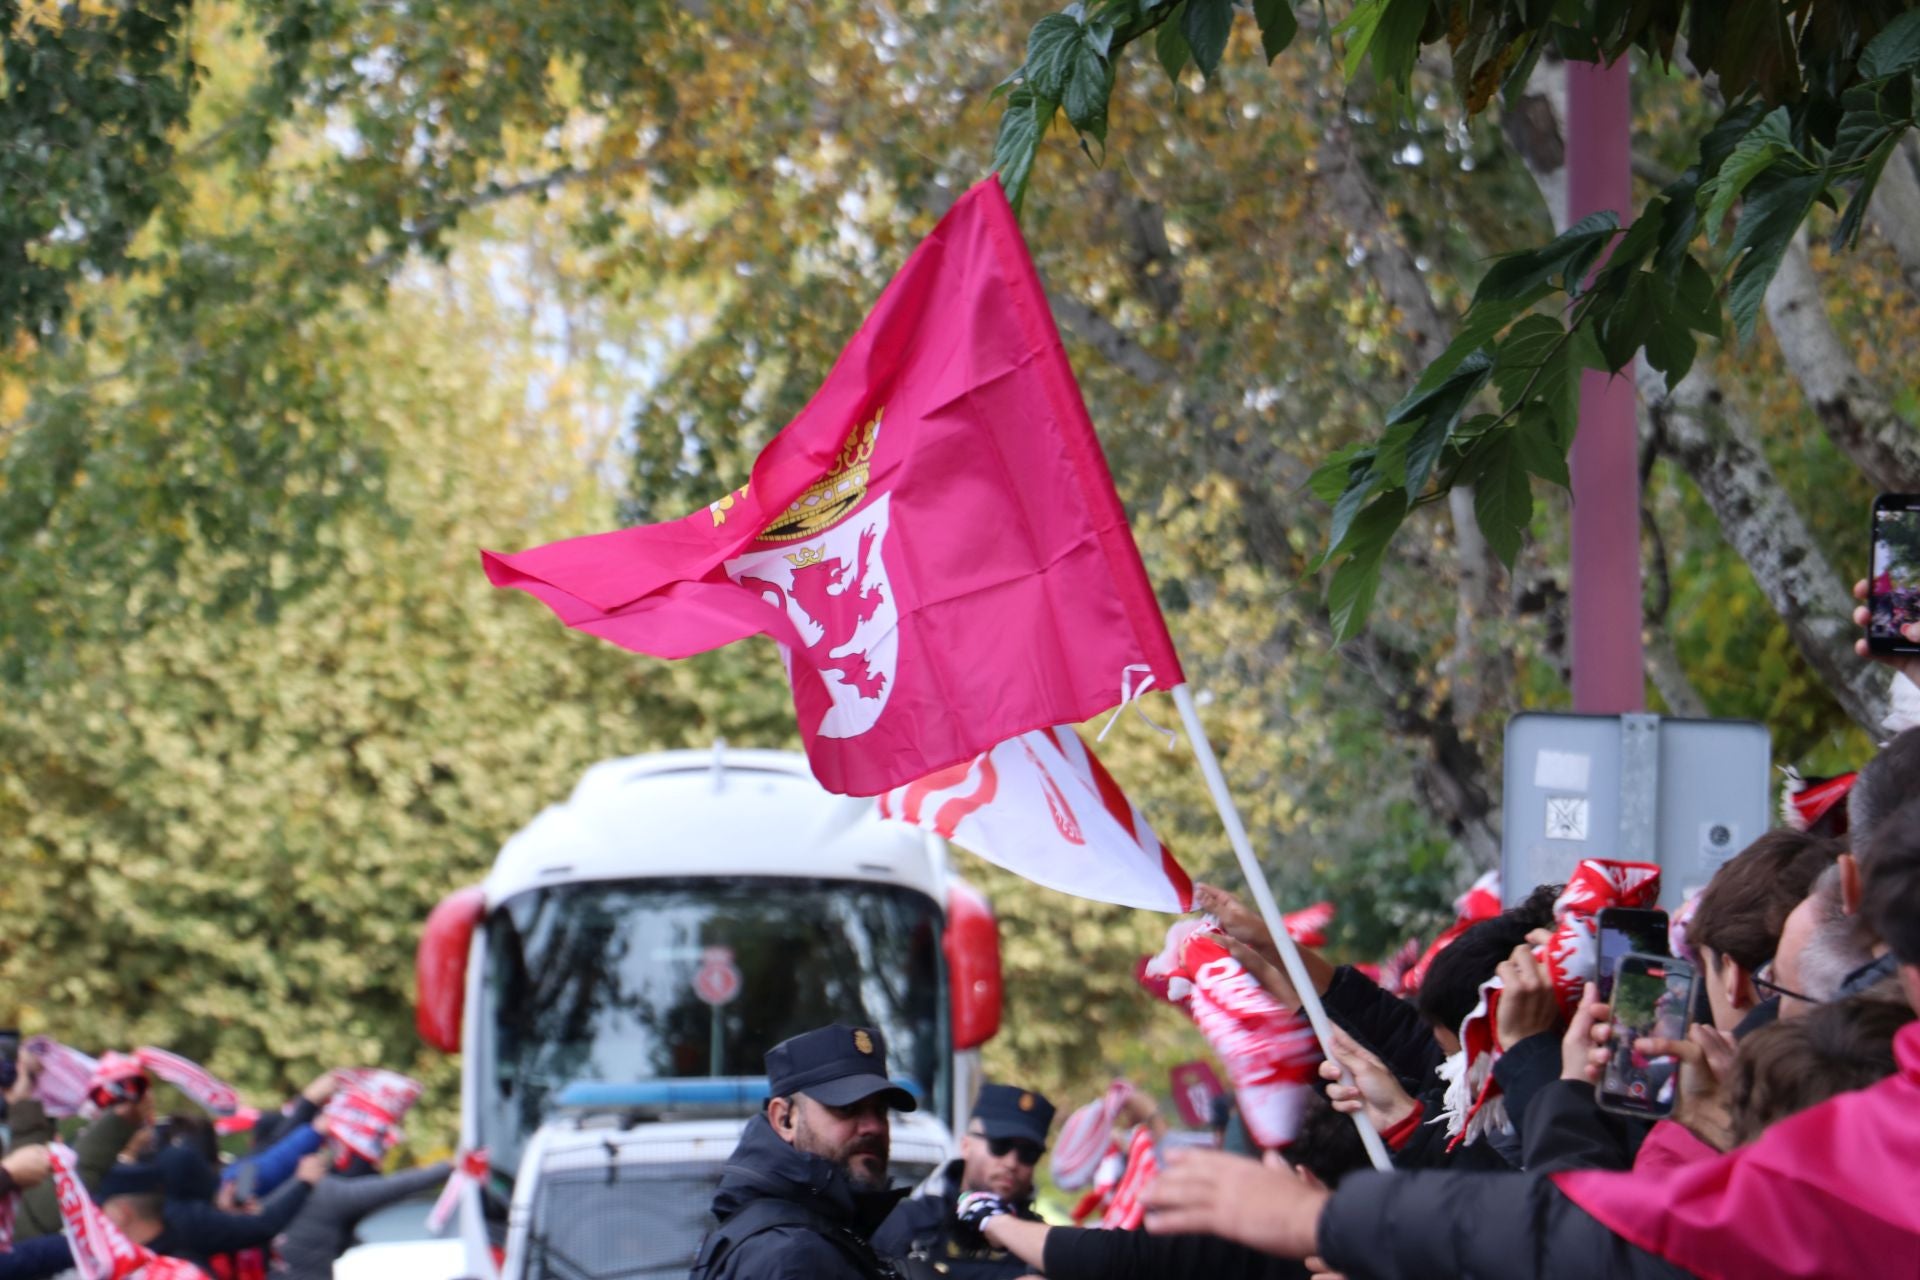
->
<box><xmin>691</xmin><ymin>1023</ymin><xmax>916</xmax><ymax>1280</ymax></box>
<box><xmin>872</xmin><ymin>1083</ymin><xmax>1054</xmax><ymax>1279</ymax></box>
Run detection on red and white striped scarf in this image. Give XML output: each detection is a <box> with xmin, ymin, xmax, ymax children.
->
<box><xmin>49</xmin><ymin>1143</ymin><xmax>204</xmax><ymax>1280</ymax></box>
<box><xmin>27</xmin><ymin>1040</ymin><xmax>238</xmax><ymax>1117</ymax></box>
<box><xmin>1098</xmin><ymin>1126</ymin><xmax>1160</xmax><ymax>1231</ymax></box>
<box><xmin>426</xmin><ymin>1149</ymin><xmax>488</xmax><ymax>1235</ymax></box>
<box><xmin>324</xmin><ymin>1070</ymin><xmax>424</xmax><ymax>1165</ymax></box>
<box><xmin>132</xmin><ymin>1049</ymin><xmax>238</xmax><ymax>1116</ymax></box>
<box><xmin>25</xmin><ymin>1037</ymin><xmax>100</xmax><ymax>1116</ymax></box>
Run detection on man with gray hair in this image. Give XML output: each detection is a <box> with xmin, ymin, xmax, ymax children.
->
<box><xmin>1770</xmin><ymin>864</ymin><xmax>1875</xmax><ymax>1015</ymax></box>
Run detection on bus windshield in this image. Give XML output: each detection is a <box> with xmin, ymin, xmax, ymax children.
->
<box><xmin>479</xmin><ymin>877</ymin><xmax>948</xmax><ymax>1178</ymax></box>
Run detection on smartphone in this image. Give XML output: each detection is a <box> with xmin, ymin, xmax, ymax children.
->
<box><xmin>1597</xmin><ymin>953</ymin><xmax>1695</xmax><ymax>1119</ymax></box>
<box><xmin>1869</xmin><ymin>494</ymin><xmax>1920</xmax><ymax>654</ymax></box>
<box><xmin>1594</xmin><ymin>908</ymin><xmax>1669</xmax><ymax>1002</ymax></box>
<box><xmin>233</xmin><ymin>1159</ymin><xmax>258</xmax><ymax>1204</ymax></box>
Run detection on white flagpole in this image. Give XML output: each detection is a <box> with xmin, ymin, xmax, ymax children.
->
<box><xmin>1170</xmin><ymin>682</ymin><xmax>1395</xmax><ymax>1173</ymax></box>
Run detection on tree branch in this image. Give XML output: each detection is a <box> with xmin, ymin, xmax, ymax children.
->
<box><xmin>1641</xmin><ymin>364</ymin><xmax>1886</xmax><ymax>731</ymax></box>
<box><xmin>1763</xmin><ymin>231</ymin><xmax>1920</xmax><ymax>493</ymax></box>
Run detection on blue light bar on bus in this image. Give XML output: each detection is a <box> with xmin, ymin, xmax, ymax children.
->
<box><xmin>553</xmin><ymin>1076</ymin><xmax>925</xmax><ymax>1111</ymax></box>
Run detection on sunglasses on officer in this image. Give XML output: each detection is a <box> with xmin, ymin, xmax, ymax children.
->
<box><xmin>966</xmin><ymin>1125</ymin><xmax>1044</xmax><ymax>1165</ymax></box>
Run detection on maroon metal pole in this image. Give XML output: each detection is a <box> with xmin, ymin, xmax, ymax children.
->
<box><xmin>1565</xmin><ymin>58</ymin><xmax>1644</xmax><ymax>714</ymax></box>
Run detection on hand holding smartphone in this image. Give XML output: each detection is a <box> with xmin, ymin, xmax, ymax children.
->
<box><xmin>1596</xmin><ymin>953</ymin><xmax>1695</xmax><ymax>1119</ymax></box>
<box><xmin>1868</xmin><ymin>494</ymin><xmax>1920</xmax><ymax>654</ymax></box>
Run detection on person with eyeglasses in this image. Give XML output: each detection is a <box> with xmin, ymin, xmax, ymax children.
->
<box><xmin>871</xmin><ymin>1083</ymin><xmax>1054</xmax><ymax>1279</ymax></box>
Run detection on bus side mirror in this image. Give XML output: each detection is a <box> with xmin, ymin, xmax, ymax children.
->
<box><xmin>417</xmin><ymin>886</ymin><xmax>486</xmax><ymax>1053</ymax></box>
<box><xmin>945</xmin><ymin>881</ymin><xmax>1002</xmax><ymax>1050</ymax></box>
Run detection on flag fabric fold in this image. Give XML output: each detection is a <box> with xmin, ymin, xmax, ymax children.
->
<box><xmin>877</xmin><ymin>726</ymin><xmax>1191</xmax><ymax>912</ymax></box>
<box><xmin>483</xmin><ymin>177</ymin><xmax>1183</xmax><ymax>797</ymax></box>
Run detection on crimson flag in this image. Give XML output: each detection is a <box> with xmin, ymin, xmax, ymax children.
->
<box><xmin>483</xmin><ymin>177</ymin><xmax>1183</xmax><ymax>796</ymax></box>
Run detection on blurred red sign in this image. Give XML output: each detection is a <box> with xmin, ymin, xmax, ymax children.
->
<box><xmin>1169</xmin><ymin>1060</ymin><xmax>1225</xmax><ymax>1129</ymax></box>
<box><xmin>694</xmin><ymin>946</ymin><xmax>742</xmax><ymax>1006</ymax></box>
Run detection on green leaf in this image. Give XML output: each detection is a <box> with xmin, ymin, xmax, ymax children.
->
<box><xmin>1595</xmin><ymin>271</ymin><xmax>1657</xmax><ymax>370</ymax></box>
<box><xmin>1155</xmin><ymin>7</ymin><xmax>1192</xmax><ymax>82</ymax></box>
<box><xmin>1182</xmin><ymin>0</ymin><xmax>1234</xmax><ymax>78</ymax></box>
<box><xmin>1385</xmin><ymin>352</ymin><xmax>1494</xmax><ymax>497</ymax></box>
<box><xmin>1726</xmin><ymin>170</ymin><xmax>1825</xmax><ymax>340</ymax></box>
<box><xmin>992</xmin><ymin>87</ymin><xmax>1049</xmax><ymax>215</ymax></box>
<box><xmin>1308</xmin><ymin>444</ymin><xmax>1373</xmax><ymax>504</ymax></box>
<box><xmin>1407</xmin><ymin>291</ymin><xmax>1543</xmax><ymax>396</ymax></box>
<box><xmin>1493</xmin><ymin>314</ymin><xmax>1576</xmax><ymax>441</ymax></box>
<box><xmin>1699</xmin><ymin>107</ymin><xmax>1797</xmax><ymax>244</ymax></box>
<box><xmin>1063</xmin><ymin>38</ymin><xmax>1114</xmax><ymax>141</ymax></box>
<box><xmin>1472</xmin><ymin>211</ymin><xmax>1619</xmax><ymax>304</ymax></box>
<box><xmin>1252</xmin><ymin>0</ymin><xmax>1297</xmax><ymax>63</ymax></box>
<box><xmin>1471</xmin><ymin>435</ymin><xmax>1534</xmax><ymax>566</ymax></box>
<box><xmin>1859</xmin><ymin>10</ymin><xmax>1920</xmax><ymax>80</ymax></box>
<box><xmin>1335</xmin><ymin>0</ymin><xmax>1390</xmax><ymax>82</ymax></box>
<box><xmin>1348</xmin><ymin>0</ymin><xmax>1429</xmax><ymax>95</ymax></box>
<box><xmin>1673</xmin><ymin>254</ymin><xmax>1722</xmax><ymax>337</ymax></box>
<box><xmin>1833</xmin><ymin>133</ymin><xmax>1901</xmax><ymax>251</ymax></box>
<box><xmin>1326</xmin><ymin>466</ymin><xmax>1380</xmax><ymax>554</ymax></box>
<box><xmin>1643</xmin><ymin>302</ymin><xmax>1699</xmax><ymax>387</ymax></box>
<box><xmin>1026</xmin><ymin>13</ymin><xmax>1084</xmax><ymax>101</ymax></box>
<box><xmin>1385</xmin><ymin>349</ymin><xmax>1494</xmax><ymax>428</ymax></box>
<box><xmin>1326</xmin><ymin>494</ymin><xmax>1407</xmax><ymax>640</ymax></box>
<box><xmin>1511</xmin><ymin>404</ymin><xmax>1571</xmax><ymax>488</ymax></box>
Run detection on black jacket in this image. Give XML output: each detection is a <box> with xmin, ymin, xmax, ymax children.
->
<box><xmin>1518</xmin><ymin>1079</ymin><xmax>1650</xmax><ymax>1173</ymax></box>
<box><xmin>1386</xmin><ymin>1078</ymin><xmax>1517</xmax><ymax>1173</ymax></box>
<box><xmin>692</xmin><ymin>1114</ymin><xmax>907</xmax><ymax>1280</ymax></box>
<box><xmin>1041</xmin><ymin>1225</ymin><xmax>1308</xmax><ymax>1280</ymax></box>
<box><xmin>870</xmin><ymin>1160</ymin><xmax>1031</xmax><ymax>1280</ymax></box>
<box><xmin>149</xmin><ymin>1178</ymin><xmax>313</xmax><ymax>1271</ymax></box>
<box><xmin>1322</xmin><ymin>966</ymin><xmax>1445</xmax><ymax>1088</ymax></box>
<box><xmin>1317</xmin><ymin>1170</ymin><xmax>1692</xmax><ymax>1280</ymax></box>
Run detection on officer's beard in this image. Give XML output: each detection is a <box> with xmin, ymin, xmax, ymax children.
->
<box><xmin>794</xmin><ymin>1110</ymin><xmax>891</xmax><ymax>1191</ymax></box>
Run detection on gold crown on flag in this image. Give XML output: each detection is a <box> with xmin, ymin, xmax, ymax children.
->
<box><xmin>756</xmin><ymin>411</ymin><xmax>880</xmax><ymax>543</ymax></box>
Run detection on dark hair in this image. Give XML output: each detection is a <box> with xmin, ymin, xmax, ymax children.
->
<box><xmin>1689</xmin><ymin>830</ymin><xmax>1841</xmax><ymax>971</ymax></box>
<box><xmin>1730</xmin><ymin>991</ymin><xmax>1914</xmax><ymax>1144</ymax></box>
<box><xmin>114</xmin><ymin>1193</ymin><xmax>166</xmax><ymax>1222</ymax></box>
<box><xmin>1287</xmin><ymin>1091</ymin><xmax>1370</xmax><ymax>1190</ymax></box>
<box><xmin>1849</xmin><ymin>728</ymin><xmax>1920</xmax><ymax>845</ymax></box>
<box><xmin>161</xmin><ymin>1112</ymin><xmax>221</xmax><ymax>1167</ymax></box>
<box><xmin>1416</xmin><ymin>884</ymin><xmax>1561</xmax><ymax>1033</ymax></box>
<box><xmin>1864</xmin><ymin>796</ymin><xmax>1920</xmax><ymax>965</ymax></box>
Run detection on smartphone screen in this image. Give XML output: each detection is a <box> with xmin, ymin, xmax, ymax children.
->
<box><xmin>1869</xmin><ymin>495</ymin><xmax>1920</xmax><ymax>654</ymax></box>
<box><xmin>1595</xmin><ymin>909</ymin><xmax>1669</xmax><ymax>1002</ymax></box>
<box><xmin>1598</xmin><ymin>954</ymin><xmax>1694</xmax><ymax>1118</ymax></box>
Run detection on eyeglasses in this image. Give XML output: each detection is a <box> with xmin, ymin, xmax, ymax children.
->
<box><xmin>1753</xmin><ymin>960</ymin><xmax>1816</xmax><ymax>1006</ymax></box>
<box><xmin>967</xmin><ymin>1129</ymin><xmax>1044</xmax><ymax>1165</ymax></box>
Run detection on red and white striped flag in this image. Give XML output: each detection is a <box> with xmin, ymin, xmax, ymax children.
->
<box><xmin>878</xmin><ymin>726</ymin><xmax>1191</xmax><ymax>912</ymax></box>
<box><xmin>25</xmin><ymin>1038</ymin><xmax>98</xmax><ymax>1117</ymax></box>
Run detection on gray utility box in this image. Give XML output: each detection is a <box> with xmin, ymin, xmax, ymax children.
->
<box><xmin>1501</xmin><ymin>713</ymin><xmax>1773</xmax><ymax>911</ymax></box>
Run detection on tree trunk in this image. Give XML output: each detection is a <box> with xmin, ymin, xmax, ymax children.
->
<box><xmin>1639</xmin><ymin>364</ymin><xmax>1887</xmax><ymax>731</ymax></box>
<box><xmin>1867</xmin><ymin>136</ymin><xmax>1920</xmax><ymax>297</ymax></box>
<box><xmin>1317</xmin><ymin>115</ymin><xmax>1508</xmax><ymax>726</ymax></box>
<box><xmin>1763</xmin><ymin>232</ymin><xmax>1920</xmax><ymax>493</ymax></box>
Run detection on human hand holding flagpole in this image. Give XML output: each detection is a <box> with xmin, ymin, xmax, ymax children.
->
<box><xmin>1170</xmin><ymin>684</ymin><xmax>1395</xmax><ymax>1172</ymax></box>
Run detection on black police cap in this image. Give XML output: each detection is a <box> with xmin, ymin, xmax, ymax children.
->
<box><xmin>971</xmin><ymin>1082</ymin><xmax>1055</xmax><ymax>1146</ymax></box>
<box><xmin>765</xmin><ymin>1023</ymin><xmax>917</xmax><ymax>1112</ymax></box>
